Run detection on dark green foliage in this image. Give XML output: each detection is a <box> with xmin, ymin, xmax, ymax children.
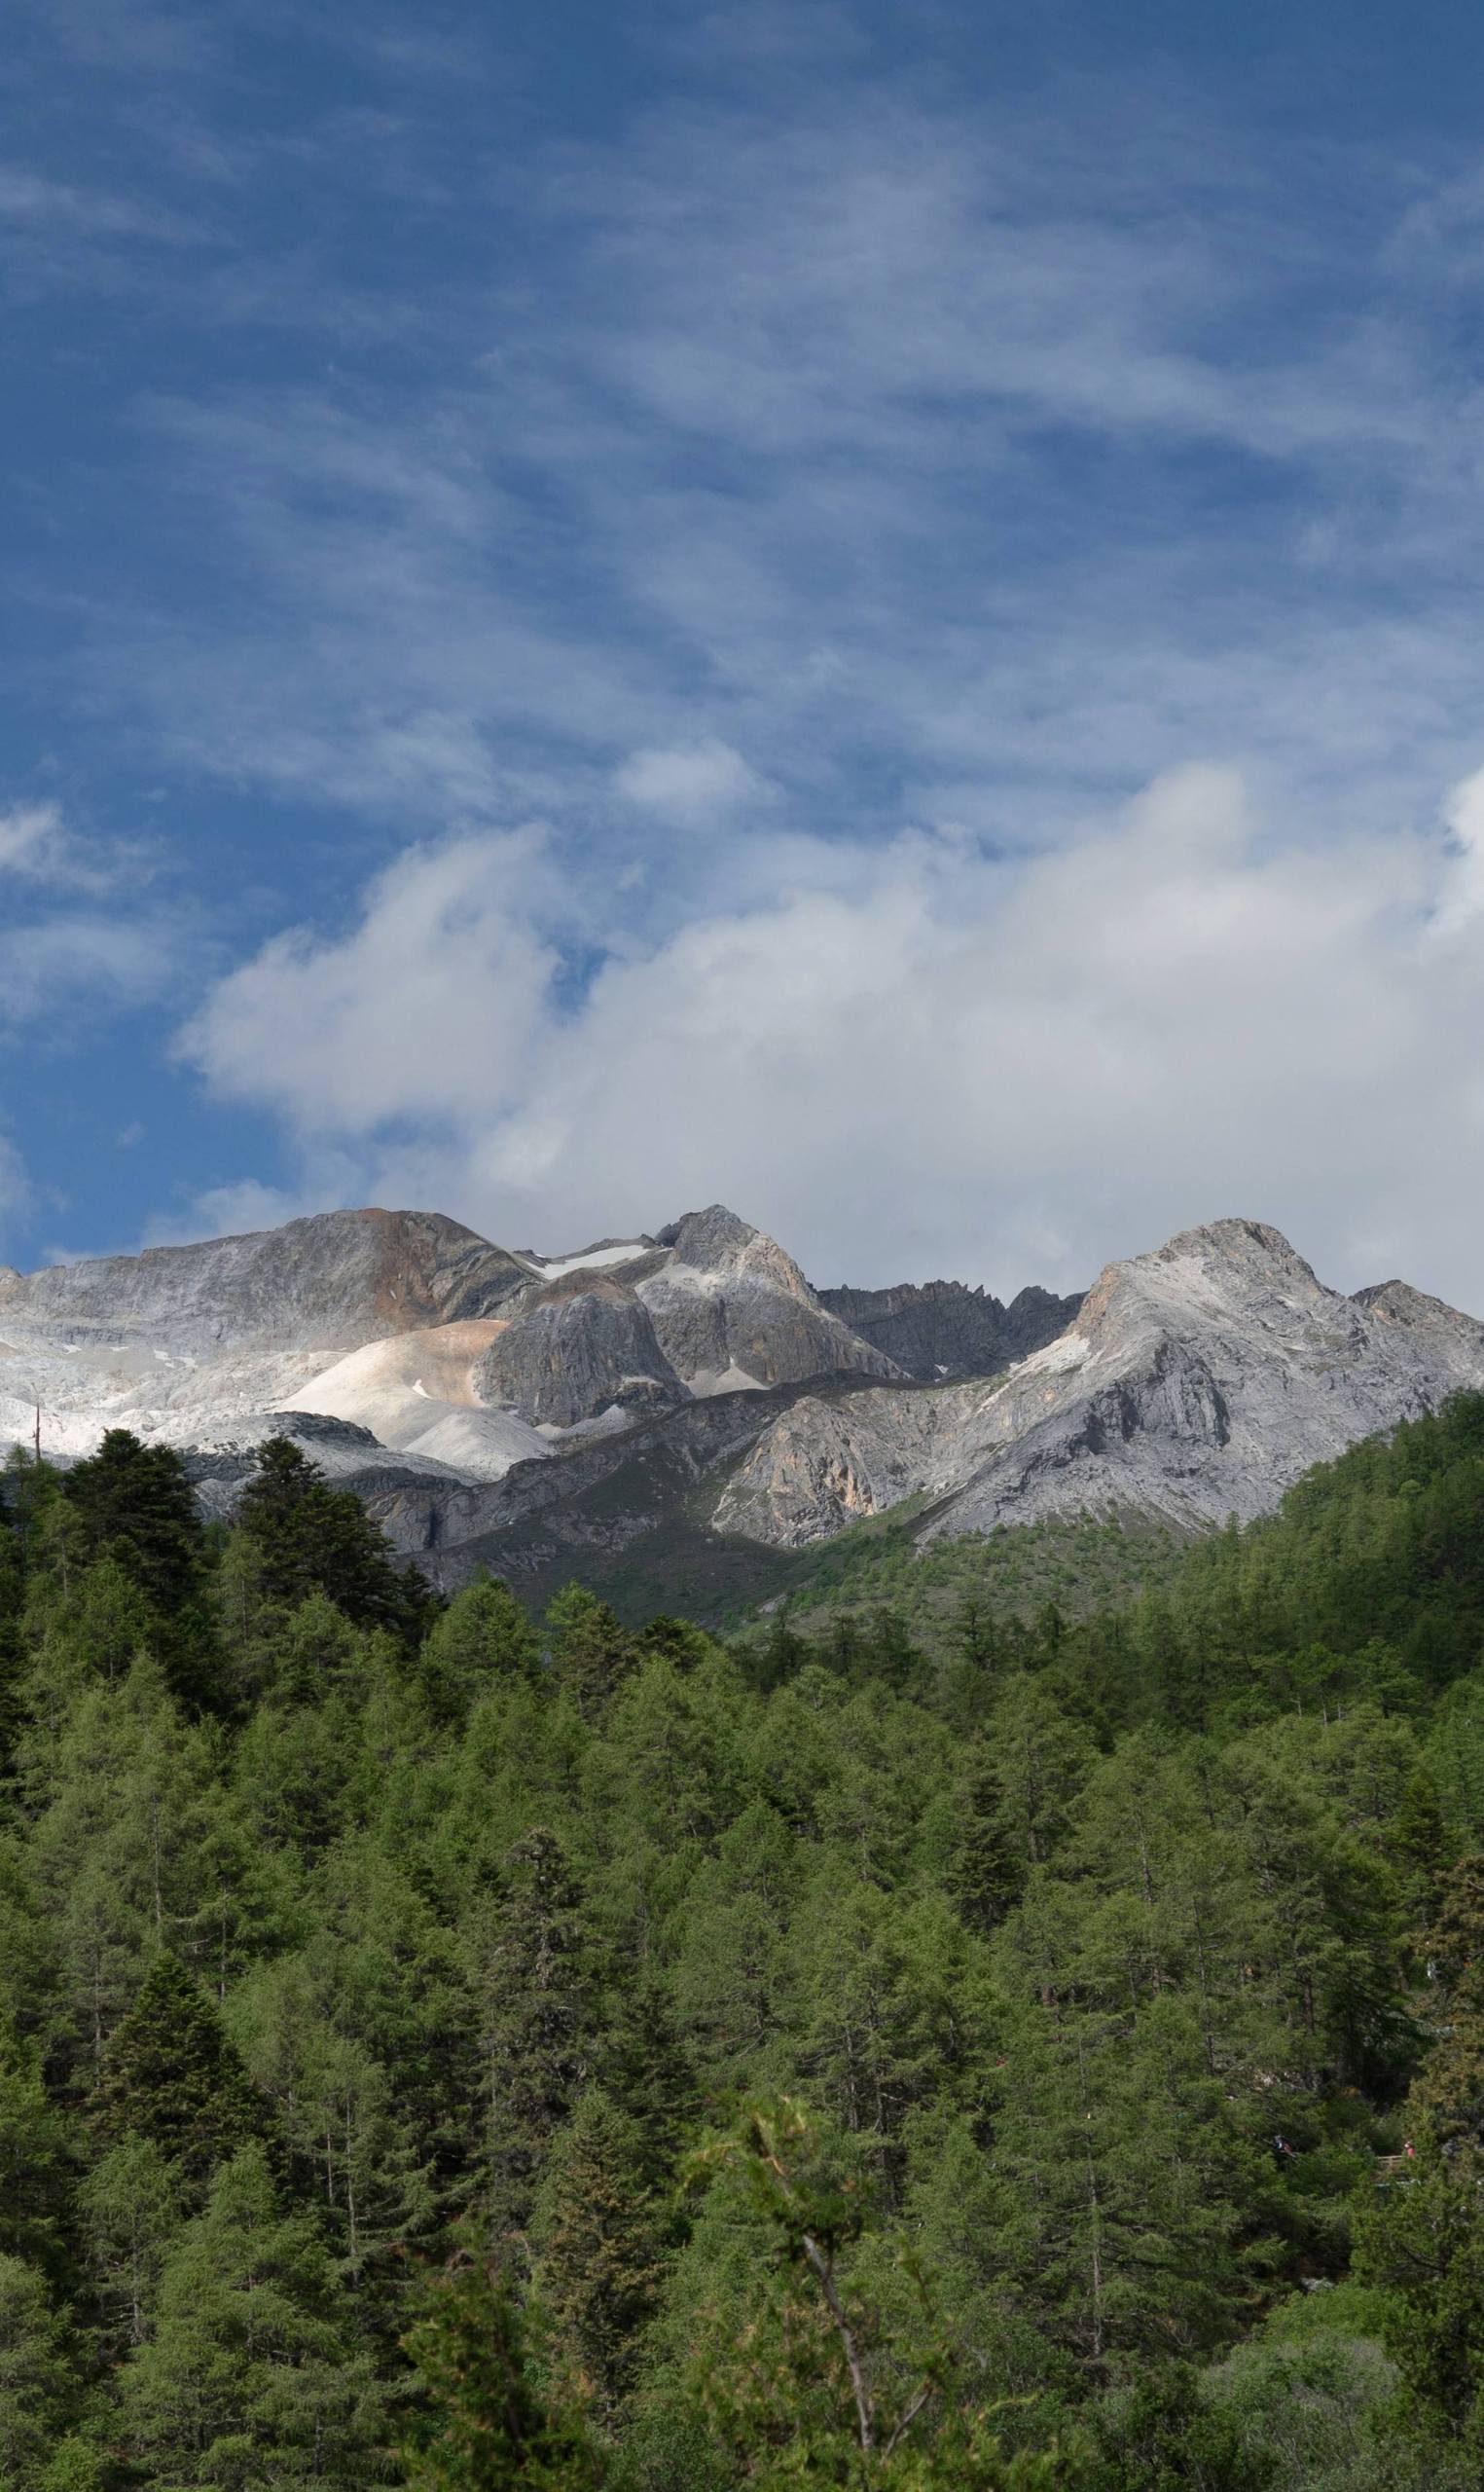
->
<box><xmin>235</xmin><ymin>1435</ymin><xmax>436</xmax><ymax>1646</ymax></box>
<box><xmin>544</xmin><ymin>1586</ymin><xmax>637</xmax><ymax>1718</ymax></box>
<box><xmin>467</xmin><ymin>1829</ymin><xmax>595</xmax><ymax>2244</ymax></box>
<box><xmin>535</xmin><ymin>2087</ymin><xmax>663</xmax><ymax>2409</ymax></box>
<box><xmin>402</xmin><ymin>2255</ymin><xmax>601</xmax><ymax>2489</ymax></box>
<box><xmin>119</xmin><ymin>2141</ymin><xmax>386</xmax><ymax>2486</ymax></box>
<box><xmin>63</xmin><ymin>1431</ymin><xmax>207</xmax><ymax>1622</ymax></box>
<box><xmin>94</xmin><ymin>1954</ymin><xmax>268</xmax><ymax>2188</ymax></box>
<box><xmin>62</xmin><ymin>1430</ymin><xmax>217</xmax><ymax>1704</ymax></box>
<box><xmin>423</xmin><ymin>1576</ymin><xmax>541</xmax><ymax>1720</ymax></box>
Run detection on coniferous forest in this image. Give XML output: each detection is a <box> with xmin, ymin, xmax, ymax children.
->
<box><xmin>8</xmin><ymin>1407</ymin><xmax>1484</xmax><ymax>2485</ymax></box>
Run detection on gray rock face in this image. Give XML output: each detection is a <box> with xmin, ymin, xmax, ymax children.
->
<box><xmin>715</xmin><ymin>1219</ymin><xmax>1484</xmax><ymax>1548</ymax></box>
<box><xmin>636</xmin><ymin>1204</ymin><xmax>900</xmax><ymax>1387</ymax></box>
<box><xmin>476</xmin><ymin>1203</ymin><xmax>902</xmax><ymax>1413</ymax></box>
<box><xmin>0</xmin><ymin>1208</ymin><xmax>531</xmax><ymax>1354</ymax></box>
<box><xmin>815</xmin><ymin>1278</ymin><xmax>1082</xmax><ymax>1378</ymax></box>
<box><xmin>475</xmin><ymin>1280</ymin><xmax>686</xmax><ymax>1427</ymax></box>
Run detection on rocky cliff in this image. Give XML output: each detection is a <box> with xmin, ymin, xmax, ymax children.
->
<box><xmin>815</xmin><ymin>1277</ymin><xmax>1082</xmax><ymax>1378</ymax></box>
<box><xmin>715</xmin><ymin>1220</ymin><xmax>1484</xmax><ymax>1547</ymax></box>
<box><xmin>0</xmin><ymin>1208</ymin><xmax>531</xmax><ymax>1354</ymax></box>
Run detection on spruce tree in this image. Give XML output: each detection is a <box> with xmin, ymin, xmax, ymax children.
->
<box><xmin>94</xmin><ymin>1955</ymin><xmax>267</xmax><ymax>2189</ymax></box>
<box><xmin>63</xmin><ymin>1432</ymin><xmax>207</xmax><ymax>1623</ymax></box>
<box><xmin>402</xmin><ymin>2255</ymin><xmax>599</xmax><ymax>2490</ymax></box>
<box><xmin>235</xmin><ymin>1436</ymin><xmax>435</xmax><ymax>1645</ymax></box>
<box><xmin>534</xmin><ymin>2087</ymin><xmax>663</xmax><ymax>2411</ymax></box>
<box><xmin>465</xmin><ymin>1829</ymin><xmax>592</xmax><ymax>2244</ymax></box>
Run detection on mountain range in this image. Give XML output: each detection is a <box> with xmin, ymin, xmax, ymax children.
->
<box><xmin>4</xmin><ymin>1201</ymin><xmax>1482</xmax><ymax>1608</ymax></box>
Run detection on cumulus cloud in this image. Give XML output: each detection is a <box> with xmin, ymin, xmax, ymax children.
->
<box><xmin>614</xmin><ymin>740</ymin><xmax>776</xmax><ymax>827</ymax></box>
<box><xmin>179</xmin><ymin>761</ymin><xmax>1484</xmax><ymax>1311</ymax></box>
<box><xmin>176</xmin><ymin>831</ymin><xmax>561</xmax><ymax>1131</ymax></box>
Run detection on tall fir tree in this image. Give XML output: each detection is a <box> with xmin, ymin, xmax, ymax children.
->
<box><xmin>235</xmin><ymin>1437</ymin><xmax>435</xmax><ymax>1646</ymax></box>
<box><xmin>94</xmin><ymin>1954</ymin><xmax>268</xmax><ymax>2189</ymax></box>
<box><xmin>401</xmin><ymin>2255</ymin><xmax>600</xmax><ymax>2491</ymax></box>
<box><xmin>464</xmin><ymin>1829</ymin><xmax>593</xmax><ymax>2247</ymax></box>
<box><xmin>534</xmin><ymin>2086</ymin><xmax>664</xmax><ymax>2412</ymax></box>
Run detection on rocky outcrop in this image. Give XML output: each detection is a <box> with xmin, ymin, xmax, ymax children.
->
<box><xmin>815</xmin><ymin>1278</ymin><xmax>1081</xmax><ymax>1378</ymax></box>
<box><xmin>475</xmin><ymin>1282</ymin><xmax>686</xmax><ymax>1428</ymax></box>
<box><xmin>711</xmin><ymin>1389</ymin><xmax>944</xmax><ymax>1543</ymax></box>
<box><xmin>470</xmin><ymin>1203</ymin><xmax>902</xmax><ymax>1423</ymax></box>
<box><xmin>636</xmin><ymin>1205</ymin><xmax>900</xmax><ymax>1388</ymax></box>
<box><xmin>716</xmin><ymin>1220</ymin><xmax>1484</xmax><ymax>1547</ymax></box>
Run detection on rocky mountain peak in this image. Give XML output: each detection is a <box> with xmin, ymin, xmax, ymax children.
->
<box><xmin>0</xmin><ymin>1205</ymin><xmax>533</xmax><ymax>1355</ymax></box>
<box><xmin>1156</xmin><ymin>1217</ymin><xmax>1322</xmax><ymax>1282</ymax></box>
<box><xmin>1073</xmin><ymin>1217</ymin><xmax>1326</xmax><ymax>1343</ymax></box>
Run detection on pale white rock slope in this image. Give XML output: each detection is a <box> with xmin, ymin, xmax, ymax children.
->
<box><xmin>714</xmin><ymin>1221</ymin><xmax>1484</xmax><ymax>1547</ymax></box>
<box><xmin>0</xmin><ymin>1200</ymin><xmax>899</xmax><ymax>1479</ymax></box>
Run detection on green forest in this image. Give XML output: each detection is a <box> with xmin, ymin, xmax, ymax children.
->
<box><xmin>7</xmin><ymin>1406</ymin><xmax>1484</xmax><ymax>2488</ymax></box>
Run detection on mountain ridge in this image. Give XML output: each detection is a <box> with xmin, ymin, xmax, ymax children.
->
<box><xmin>5</xmin><ymin>1200</ymin><xmax>1483</xmax><ymax>1594</ymax></box>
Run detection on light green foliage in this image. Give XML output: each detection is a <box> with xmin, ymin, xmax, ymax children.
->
<box><xmin>119</xmin><ymin>2141</ymin><xmax>387</xmax><ymax>2486</ymax></box>
<box><xmin>2</xmin><ymin>1403</ymin><xmax>1484</xmax><ymax>2476</ymax></box>
<box><xmin>79</xmin><ymin>2134</ymin><xmax>181</xmax><ymax>2354</ymax></box>
<box><xmin>0</xmin><ymin>2254</ymin><xmax>78</xmax><ymax>2488</ymax></box>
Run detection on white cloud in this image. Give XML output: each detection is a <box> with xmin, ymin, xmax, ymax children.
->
<box><xmin>0</xmin><ymin>1133</ymin><xmax>31</xmax><ymax>1249</ymax></box>
<box><xmin>179</xmin><ymin>760</ymin><xmax>1484</xmax><ymax>1312</ymax></box>
<box><xmin>0</xmin><ymin>798</ymin><xmax>140</xmax><ymax>893</ymax></box>
<box><xmin>1432</xmin><ymin>765</ymin><xmax>1484</xmax><ymax>937</ymax></box>
<box><xmin>0</xmin><ymin>803</ymin><xmax>70</xmax><ymax>880</ymax></box>
<box><xmin>176</xmin><ymin>830</ymin><xmax>561</xmax><ymax>1131</ymax></box>
<box><xmin>0</xmin><ymin>915</ymin><xmax>176</xmax><ymax>1023</ymax></box>
<box><xmin>614</xmin><ymin>739</ymin><xmax>775</xmax><ymax>827</ymax></box>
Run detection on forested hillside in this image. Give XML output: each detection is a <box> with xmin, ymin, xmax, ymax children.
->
<box><xmin>7</xmin><ymin>1406</ymin><xmax>1484</xmax><ymax>2485</ymax></box>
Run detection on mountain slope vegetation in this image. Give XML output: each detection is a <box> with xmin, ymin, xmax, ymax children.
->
<box><xmin>5</xmin><ymin>1402</ymin><xmax>1484</xmax><ymax>2483</ymax></box>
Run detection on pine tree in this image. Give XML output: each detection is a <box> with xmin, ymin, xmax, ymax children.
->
<box><xmin>464</xmin><ymin>1830</ymin><xmax>593</xmax><ymax>2245</ymax></box>
<box><xmin>422</xmin><ymin>1578</ymin><xmax>540</xmax><ymax>1721</ymax></box>
<box><xmin>79</xmin><ymin>2136</ymin><xmax>181</xmax><ymax>2355</ymax></box>
<box><xmin>534</xmin><ymin>2086</ymin><xmax>663</xmax><ymax>2411</ymax></box>
<box><xmin>1410</xmin><ymin>1854</ymin><xmax>1484</xmax><ymax>2141</ymax></box>
<box><xmin>401</xmin><ymin>2255</ymin><xmax>600</xmax><ymax>2490</ymax></box>
<box><xmin>544</xmin><ymin>1587</ymin><xmax>635</xmax><ymax>1719</ymax></box>
<box><xmin>0</xmin><ymin>2254</ymin><xmax>78</xmax><ymax>2490</ymax></box>
<box><xmin>94</xmin><ymin>1954</ymin><xmax>268</xmax><ymax>2188</ymax></box>
<box><xmin>0</xmin><ymin>2014</ymin><xmax>74</xmax><ymax>2273</ymax></box>
<box><xmin>235</xmin><ymin>1437</ymin><xmax>435</xmax><ymax>1645</ymax></box>
<box><xmin>601</xmin><ymin>1972</ymin><xmax>703</xmax><ymax>2205</ymax></box>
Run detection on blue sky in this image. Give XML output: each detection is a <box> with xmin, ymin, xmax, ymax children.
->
<box><xmin>8</xmin><ymin>0</ymin><xmax>1484</xmax><ymax>1299</ymax></box>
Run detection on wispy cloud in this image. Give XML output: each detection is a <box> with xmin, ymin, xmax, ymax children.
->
<box><xmin>0</xmin><ymin>799</ymin><xmax>143</xmax><ymax>892</ymax></box>
<box><xmin>54</xmin><ymin>64</ymin><xmax>1484</xmax><ymax>878</ymax></box>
